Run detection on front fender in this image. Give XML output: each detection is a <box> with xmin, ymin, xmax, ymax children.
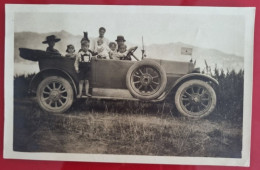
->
<box><xmin>172</xmin><ymin>73</ymin><xmax>219</xmax><ymax>88</ymax></box>
<box><xmin>157</xmin><ymin>73</ymin><xmax>218</xmax><ymax>101</ymax></box>
<box><xmin>29</xmin><ymin>69</ymin><xmax>78</xmax><ymax>95</ymax></box>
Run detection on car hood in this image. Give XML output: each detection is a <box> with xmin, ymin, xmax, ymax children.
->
<box><xmin>145</xmin><ymin>58</ymin><xmax>195</xmax><ymax>75</ymax></box>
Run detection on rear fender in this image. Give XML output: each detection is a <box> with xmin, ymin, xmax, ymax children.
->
<box><xmin>29</xmin><ymin>69</ymin><xmax>78</xmax><ymax>95</ymax></box>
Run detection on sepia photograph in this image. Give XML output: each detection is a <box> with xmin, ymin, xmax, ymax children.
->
<box><xmin>4</xmin><ymin>4</ymin><xmax>255</xmax><ymax>166</ymax></box>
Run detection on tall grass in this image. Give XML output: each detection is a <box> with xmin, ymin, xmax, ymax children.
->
<box><xmin>13</xmin><ymin>69</ymin><xmax>244</xmax><ymax>157</ymax></box>
<box><xmin>13</xmin><ymin>67</ymin><xmax>244</xmax><ymax>122</ymax></box>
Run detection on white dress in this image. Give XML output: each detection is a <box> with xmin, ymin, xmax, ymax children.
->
<box><xmin>96</xmin><ymin>44</ymin><xmax>110</xmax><ymax>59</ymax></box>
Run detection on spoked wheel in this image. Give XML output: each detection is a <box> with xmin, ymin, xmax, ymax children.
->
<box><xmin>131</xmin><ymin>66</ymin><xmax>161</xmax><ymax>95</ymax></box>
<box><xmin>175</xmin><ymin>79</ymin><xmax>216</xmax><ymax>118</ymax></box>
<box><xmin>126</xmin><ymin>60</ymin><xmax>167</xmax><ymax>100</ymax></box>
<box><xmin>37</xmin><ymin>76</ymin><xmax>74</xmax><ymax>113</ymax></box>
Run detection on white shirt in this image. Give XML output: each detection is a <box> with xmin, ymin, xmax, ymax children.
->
<box><xmin>96</xmin><ymin>43</ymin><xmax>110</xmax><ymax>59</ymax></box>
<box><xmin>74</xmin><ymin>50</ymin><xmax>92</xmax><ymax>71</ymax></box>
<box><xmin>92</xmin><ymin>37</ymin><xmax>109</xmax><ymax>52</ymax></box>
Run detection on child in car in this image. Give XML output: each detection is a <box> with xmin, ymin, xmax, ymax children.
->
<box><xmin>95</xmin><ymin>38</ymin><xmax>109</xmax><ymax>59</ymax></box>
<box><xmin>65</xmin><ymin>44</ymin><xmax>76</xmax><ymax>58</ymax></box>
<box><xmin>108</xmin><ymin>42</ymin><xmax>118</xmax><ymax>59</ymax></box>
<box><xmin>74</xmin><ymin>40</ymin><xmax>92</xmax><ymax>97</ymax></box>
<box><xmin>117</xmin><ymin>44</ymin><xmax>130</xmax><ymax>60</ymax></box>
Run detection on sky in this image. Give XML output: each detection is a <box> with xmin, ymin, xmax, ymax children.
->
<box><xmin>14</xmin><ymin>10</ymin><xmax>245</xmax><ymax>56</ymax></box>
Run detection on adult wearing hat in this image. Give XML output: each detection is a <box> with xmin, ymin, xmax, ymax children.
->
<box><xmin>92</xmin><ymin>27</ymin><xmax>109</xmax><ymax>55</ymax></box>
<box><xmin>115</xmin><ymin>35</ymin><xmax>137</xmax><ymax>60</ymax></box>
<box><xmin>115</xmin><ymin>35</ymin><xmax>126</xmax><ymax>47</ymax></box>
<box><xmin>42</xmin><ymin>35</ymin><xmax>61</xmax><ymax>54</ymax></box>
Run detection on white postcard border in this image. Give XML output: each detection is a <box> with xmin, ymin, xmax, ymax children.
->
<box><xmin>4</xmin><ymin>4</ymin><xmax>255</xmax><ymax>167</ymax></box>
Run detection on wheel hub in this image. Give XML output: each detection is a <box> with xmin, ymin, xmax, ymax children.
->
<box><xmin>49</xmin><ymin>90</ymin><xmax>61</xmax><ymax>101</ymax></box>
<box><xmin>190</xmin><ymin>94</ymin><xmax>201</xmax><ymax>104</ymax></box>
<box><xmin>140</xmin><ymin>74</ymin><xmax>152</xmax><ymax>86</ymax></box>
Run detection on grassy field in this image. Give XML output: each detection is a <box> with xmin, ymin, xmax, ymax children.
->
<box><xmin>13</xmin><ymin>68</ymin><xmax>243</xmax><ymax>157</ymax></box>
<box><xmin>13</xmin><ymin>97</ymin><xmax>242</xmax><ymax>157</ymax></box>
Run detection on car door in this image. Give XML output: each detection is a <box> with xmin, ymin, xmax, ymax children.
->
<box><xmin>91</xmin><ymin>59</ymin><xmax>135</xmax><ymax>89</ymax></box>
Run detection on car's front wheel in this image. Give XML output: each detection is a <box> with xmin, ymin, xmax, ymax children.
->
<box><xmin>175</xmin><ymin>79</ymin><xmax>216</xmax><ymax>118</ymax></box>
<box><xmin>36</xmin><ymin>76</ymin><xmax>74</xmax><ymax>113</ymax></box>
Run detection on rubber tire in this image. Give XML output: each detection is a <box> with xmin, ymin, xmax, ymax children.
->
<box><xmin>175</xmin><ymin>79</ymin><xmax>217</xmax><ymax>118</ymax></box>
<box><xmin>126</xmin><ymin>60</ymin><xmax>167</xmax><ymax>100</ymax></box>
<box><xmin>36</xmin><ymin>76</ymin><xmax>74</xmax><ymax>113</ymax></box>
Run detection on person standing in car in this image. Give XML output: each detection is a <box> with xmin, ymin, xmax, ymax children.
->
<box><xmin>92</xmin><ymin>27</ymin><xmax>109</xmax><ymax>55</ymax></box>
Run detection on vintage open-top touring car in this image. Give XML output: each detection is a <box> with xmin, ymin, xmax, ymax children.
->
<box><xmin>19</xmin><ymin>47</ymin><xmax>218</xmax><ymax>118</ymax></box>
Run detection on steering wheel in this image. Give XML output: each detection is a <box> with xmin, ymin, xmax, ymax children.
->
<box><xmin>125</xmin><ymin>46</ymin><xmax>139</xmax><ymax>61</ymax></box>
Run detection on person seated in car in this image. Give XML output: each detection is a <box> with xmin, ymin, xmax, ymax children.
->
<box><xmin>108</xmin><ymin>42</ymin><xmax>118</xmax><ymax>59</ymax></box>
<box><xmin>74</xmin><ymin>40</ymin><xmax>92</xmax><ymax>97</ymax></box>
<box><xmin>95</xmin><ymin>38</ymin><xmax>110</xmax><ymax>59</ymax></box>
<box><xmin>117</xmin><ymin>44</ymin><xmax>131</xmax><ymax>60</ymax></box>
<box><xmin>65</xmin><ymin>44</ymin><xmax>76</xmax><ymax>58</ymax></box>
<box><xmin>42</xmin><ymin>35</ymin><xmax>61</xmax><ymax>54</ymax></box>
<box><xmin>115</xmin><ymin>35</ymin><xmax>126</xmax><ymax>48</ymax></box>
<box><xmin>115</xmin><ymin>35</ymin><xmax>138</xmax><ymax>60</ymax></box>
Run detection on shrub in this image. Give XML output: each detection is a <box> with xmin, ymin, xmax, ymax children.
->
<box><xmin>14</xmin><ymin>73</ymin><xmax>35</xmax><ymax>98</ymax></box>
<box><xmin>211</xmin><ymin>68</ymin><xmax>244</xmax><ymax>122</ymax></box>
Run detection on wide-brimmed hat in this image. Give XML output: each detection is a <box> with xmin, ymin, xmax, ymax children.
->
<box><xmin>42</xmin><ymin>35</ymin><xmax>61</xmax><ymax>44</ymax></box>
<box><xmin>115</xmin><ymin>35</ymin><xmax>126</xmax><ymax>42</ymax></box>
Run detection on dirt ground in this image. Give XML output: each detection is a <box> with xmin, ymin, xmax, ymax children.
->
<box><xmin>13</xmin><ymin>98</ymin><xmax>242</xmax><ymax>158</ymax></box>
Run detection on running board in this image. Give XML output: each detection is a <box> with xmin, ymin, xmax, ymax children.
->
<box><xmin>80</xmin><ymin>95</ymin><xmax>139</xmax><ymax>101</ymax></box>
<box><xmin>79</xmin><ymin>94</ymin><xmax>167</xmax><ymax>102</ymax></box>
<box><xmin>78</xmin><ymin>88</ymin><xmax>167</xmax><ymax>102</ymax></box>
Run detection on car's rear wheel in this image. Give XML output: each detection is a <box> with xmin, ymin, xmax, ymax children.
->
<box><xmin>126</xmin><ymin>60</ymin><xmax>167</xmax><ymax>100</ymax></box>
<box><xmin>36</xmin><ymin>76</ymin><xmax>74</xmax><ymax>113</ymax></box>
<box><xmin>175</xmin><ymin>79</ymin><xmax>216</xmax><ymax>118</ymax></box>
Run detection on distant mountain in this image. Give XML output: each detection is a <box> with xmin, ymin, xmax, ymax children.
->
<box><xmin>143</xmin><ymin>42</ymin><xmax>244</xmax><ymax>72</ymax></box>
<box><xmin>14</xmin><ymin>31</ymin><xmax>243</xmax><ymax>73</ymax></box>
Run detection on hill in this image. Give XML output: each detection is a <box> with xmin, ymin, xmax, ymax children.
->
<box><xmin>14</xmin><ymin>31</ymin><xmax>243</xmax><ymax>74</ymax></box>
<box><xmin>144</xmin><ymin>42</ymin><xmax>243</xmax><ymax>72</ymax></box>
